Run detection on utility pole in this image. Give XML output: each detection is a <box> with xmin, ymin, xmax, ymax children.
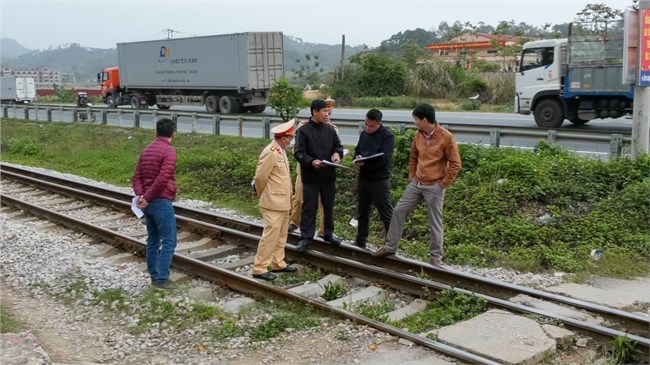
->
<box><xmin>340</xmin><ymin>35</ymin><xmax>346</xmax><ymax>80</ymax></box>
<box><xmin>163</xmin><ymin>29</ymin><xmax>177</xmax><ymax>40</ymax></box>
<box><xmin>634</xmin><ymin>0</ymin><xmax>650</xmax><ymax>157</ymax></box>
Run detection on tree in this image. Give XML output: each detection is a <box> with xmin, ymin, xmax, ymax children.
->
<box><xmin>291</xmin><ymin>54</ymin><xmax>324</xmax><ymax>88</ymax></box>
<box><xmin>402</xmin><ymin>40</ymin><xmax>430</xmax><ymax>69</ymax></box>
<box><xmin>268</xmin><ymin>77</ymin><xmax>304</xmax><ymax>122</ymax></box>
<box><xmin>575</xmin><ymin>3</ymin><xmax>623</xmax><ymax>23</ymax></box>
<box><xmin>348</xmin><ymin>52</ymin><xmax>408</xmax><ymax>97</ymax></box>
<box><xmin>377</xmin><ymin>28</ymin><xmax>437</xmax><ymax>56</ymax></box>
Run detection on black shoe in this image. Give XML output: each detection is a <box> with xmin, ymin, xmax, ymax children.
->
<box><xmin>323</xmin><ymin>235</ymin><xmax>341</xmax><ymax>246</ymax></box>
<box><xmin>271</xmin><ymin>265</ymin><xmax>298</xmax><ymax>273</ymax></box>
<box><xmin>296</xmin><ymin>238</ymin><xmax>312</xmax><ymax>251</ymax></box>
<box><xmin>253</xmin><ymin>272</ymin><xmax>277</xmax><ymax>281</ymax></box>
<box><xmin>288</xmin><ymin>223</ymin><xmax>298</xmax><ymax>232</ymax></box>
<box><xmin>153</xmin><ymin>281</ymin><xmax>177</xmax><ymax>290</ymax></box>
<box><xmin>354</xmin><ymin>240</ymin><xmax>367</xmax><ymax>249</ymax></box>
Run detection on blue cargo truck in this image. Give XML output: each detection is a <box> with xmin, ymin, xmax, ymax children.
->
<box><xmin>515</xmin><ymin>21</ymin><xmax>633</xmax><ymax>128</ymax></box>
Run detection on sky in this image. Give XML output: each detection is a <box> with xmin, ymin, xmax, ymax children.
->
<box><xmin>0</xmin><ymin>0</ymin><xmax>636</xmax><ymax>51</ymax></box>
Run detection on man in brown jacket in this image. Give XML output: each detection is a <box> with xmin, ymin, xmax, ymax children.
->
<box><xmin>252</xmin><ymin>119</ymin><xmax>299</xmax><ymax>281</ymax></box>
<box><xmin>372</xmin><ymin>104</ymin><xmax>461</xmax><ymax>267</ymax></box>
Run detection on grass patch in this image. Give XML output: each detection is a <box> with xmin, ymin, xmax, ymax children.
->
<box><xmin>95</xmin><ymin>288</ymin><xmax>131</xmax><ymax>313</ymax></box>
<box><xmin>0</xmin><ymin>307</ymin><xmax>23</xmax><ymax>333</ymax></box>
<box><xmin>2</xmin><ymin>119</ymin><xmax>648</xmax><ymax>277</ymax></box>
<box><xmin>273</xmin><ymin>266</ymin><xmax>323</xmax><ymax>287</ymax></box>
<box><xmin>249</xmin><ymin>302</ymin><xmax>322</xmax><ymax>341</ymax></box>
<box><xmin>353</xmin><ymin>300</ymin><xmax>396</xmax><ymax>321</ymax></box>
<box><xmin>321</xmin><ymin>281</ymin><xmax>348</xmax><ymax>301</ymax></box>
<box><xmin>395</xmin><ymin>289</ymin><xmax>487</xmax><ymax>333</ymax></box>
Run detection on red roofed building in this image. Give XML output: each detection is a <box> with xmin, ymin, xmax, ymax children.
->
<box><xmin>427</xmin><ymin>33</ymin><xmax>531</xmax><ymax>70</ymax></box>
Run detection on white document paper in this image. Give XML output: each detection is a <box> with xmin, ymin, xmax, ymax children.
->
<box><xmin>353</xmin><ymin>152</ymin><xmax>385</xmax><ymax>163</ymax></box>
<box><xmin>322</xmin><ymin>160</ymin><xmax>351</xmax><ymax>169</ymax></box>
<box><xmin>131</xmin><ymin>196</ymin><xmax>144</xmax><ymax>219</ymax></box>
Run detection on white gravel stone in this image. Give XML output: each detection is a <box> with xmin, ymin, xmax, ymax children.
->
<box><xmin>1</xmin><ymin>163</ymin><xmax>574</xmax><ymax>364</ymax></box>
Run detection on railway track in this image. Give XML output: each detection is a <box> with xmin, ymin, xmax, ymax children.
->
<box><xmin>1</xmin><ymin>163</ymin><xmax>648</xmax><ymax>364</ymax></box>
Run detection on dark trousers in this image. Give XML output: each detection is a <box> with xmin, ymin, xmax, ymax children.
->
<box><xmin>300</xmin><ymin>181</ymin><xmax>335</xmax><ymax>239</ymax></box>
<box><xmin>356</xmin><ymin>178</ymin><xmax>393</xmax><ymax>242</ymax></box>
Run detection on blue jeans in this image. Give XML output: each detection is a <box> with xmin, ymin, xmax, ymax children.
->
<box><xmin>143</xmin><ymin>198</ymin><xmax>177</xmax><ymax>284</ymax></box>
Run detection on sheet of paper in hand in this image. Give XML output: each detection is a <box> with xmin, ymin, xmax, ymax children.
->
<box><xmin>352</xmin><ymin>152</ymin><xmax>385</xmax><ymax>163</ymax></box>
<box><xmin>322</xmin><ymin>160</ymin><xmax>351</xmax><ymax>169</ymax></box>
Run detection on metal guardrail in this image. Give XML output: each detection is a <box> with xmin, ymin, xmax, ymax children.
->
<box><xmin>2</xmin><ymin>104</ymin><xmax>632</xmax><ymax>158</ymax></box>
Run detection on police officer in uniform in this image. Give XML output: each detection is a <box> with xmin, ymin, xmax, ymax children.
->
<box><xmin>252</xmin><ymin>119</ymin><xmax>298</xmax><ymax>281</ymax></box>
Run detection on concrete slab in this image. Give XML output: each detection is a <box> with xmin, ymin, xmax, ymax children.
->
<box><xmin>187</xmin><ymin>287</ymin><xmax>215</xmax><ymax>302</ymax></box>
<box><xmin>289</xmin><ymin>274</ymin><xmax>344</xmax><ymax>298</ymax></box>
<box><xmin>177</xmin><ymin>231</ymin><xmax>200</xmax><ymax>243</ymax></box>
<box><xmin>177</xmin><ymin>237</ymin><xmax>216</xmax><ymax>252</ymax></box>
<box><xmin>189</xmin><ymin>244</ymin><xmax>243</xmax><ymax>261</ymax></box>
<box><xmin>40</xmin><ymin>198</ymin><xmax>75</xmax><ymax>206</ymax></box>
<box><xmin>546</xmin><ymin>276</ymin><xmax>650</xmax><ymax>311</ymax></box>
<box><xmin>541</xmin><ymin>324</ymin><xmax>575</xmax><ymax>347</ymax></box>
<box><xmin>510</xmin><ymin>294</ymin><xmax>603</xmax><ymax>325</ymax></box>
<box><xmin>103</xmin><ymin>252</ymin><xmax>139</xmax><ymax>265</ymax></box>
<box><xmin>221</xmin><ymin>256</ymin><xmax>254</xmax><ymax>270</ymax></box>
<box><xmin>90</xmin><ymin>212</ymin><xmax>127</xmax><ymax>223</ymax></box>
<box><xmin>170</xmin><ymin>272</ymin><xmax>189</xmax><ymax>283</ymax></box>
<box><xmin>434</xmin><ymin>309</ymin><xmax>556</xmax><ymax>365</ymax></box>
<box><xmin>222</xmin><ymin>296</ymin><xmax>257</xmax><ymax>314</ymax></box>
<box><xmin>328</xmin><ymin>286</ymin><xmax>387</xmax><ymax>309</ymax></box>
<box><xmin>386</xmin><ymin>298</ymin><xmax>428</xmax><ymax>322</ymax></box>
<box><xmin>89</xmin><ymin>245</ymin><xmax>120</xmax><ymax>258</ymax></box>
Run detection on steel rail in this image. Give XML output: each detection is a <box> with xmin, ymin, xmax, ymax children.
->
<box><xmin>3</xmin><ymin>166</ymin><xmax>650</xmax><ymax>362</ymax></box>
<box><xmin>2</xmin><ymin>188</ymin><xmax>649</xmax><ymax>360</ymax></box>
<box><xmin>3</xmin><ymin>163</ymin><xmax>648</xmax><ymax>337</ymax></box>
<box><xmin>0</xmin><ymin>193</ymin><xmax>502</xmax><ymax>365</ymax></box>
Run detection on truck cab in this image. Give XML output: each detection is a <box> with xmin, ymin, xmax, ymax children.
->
<box><xmin>515</xmin><ymin>39</ymin><xmax>564</xmax><ymax>118</ymax></box>
<box><xmin>98</xmin><ymin>67</ymin><xmax>121</xmax><ymax>108</ymax></box>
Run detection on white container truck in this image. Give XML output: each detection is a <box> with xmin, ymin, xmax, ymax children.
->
<box><xmin>98</xmin><ymin>32</ymin><xmax>284</xmax><ymax>113</ymax></box>
<box><xmin>1</xmin><ymin>77</ymin><xmax>36</xmax><ymax>104</ymax></box>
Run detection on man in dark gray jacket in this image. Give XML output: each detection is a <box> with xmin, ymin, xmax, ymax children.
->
<box><xmin>293</xmin><ymin>99</ymin><xmax>344</xmax><ymax>251</ymax></box>
<box><xmin>353</xmin><ymin>109</ymin><xmax>394</xmax><ymax>249</ymax></box>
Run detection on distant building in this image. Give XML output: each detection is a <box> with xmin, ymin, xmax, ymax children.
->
<box><xmin>0</xmin><ymin>66</ymin><xmax>65</xmax><ymax>87</ymax></box>
<box><xmin>427</xmin><ymin>33</ymin><xmax>531</xmax><ymax>70</ymax></box>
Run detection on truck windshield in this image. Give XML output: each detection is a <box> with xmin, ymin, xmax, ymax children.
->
<box><xmin>519</xmin><ymin>47</ymin><xmax>554</xmax><ymax>72</ymax></box>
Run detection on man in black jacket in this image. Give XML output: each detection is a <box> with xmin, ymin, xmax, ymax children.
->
<box><xmin>293</xmin><ymin>99</ymin><xmax>344</xmax><ymax>251</ymax></box>
<box><xmin>353</xmin><ymin>109</ymin><xmax>394</xmax><ymax>249</ymax></box>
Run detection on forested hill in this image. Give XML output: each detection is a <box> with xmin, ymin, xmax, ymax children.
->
<box><xmin>0</xmin><ymin>35</ymin><xmax>367</xmax><ymax>86</ymax></box>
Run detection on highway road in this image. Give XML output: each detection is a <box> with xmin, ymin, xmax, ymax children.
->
<box><xmin>7</xmin><ymin>103</ymin><xmax>633</xmax><ymax>156</ymax></box>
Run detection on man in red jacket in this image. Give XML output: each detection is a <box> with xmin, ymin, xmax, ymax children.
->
<box><xmin>132</xmin><ymin>118</ymin><xmax>178</xmax><ymax>289</ymax></box>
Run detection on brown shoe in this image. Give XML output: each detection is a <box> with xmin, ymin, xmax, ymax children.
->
<box><xmin>430</xmin><ymin>257</ymin><xmax>443</xmax><ymax>267</ymax></box>
<box><xmin>372</xmin><ymin>246</ymin><xmax>395</xmax><ymax>257</ymax></box>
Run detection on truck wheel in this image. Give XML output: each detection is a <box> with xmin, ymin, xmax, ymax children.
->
<box><xmin>205</xmin><ymin>95</ymin><xmax>219</xmax><ymax>113</ymax></box>
<box><xmin>249</xmin><ymin>105</ymin><xmax>266</xmax><ymax>113</ymax></box>
<box><xmin>219</xmin><ymin>96</ymin><xmax>240</xmax><ymax>114</ymax></box>
<box><xmin>157</xmin><ymin>105</ymin><xmax>171</xmax><ymax>110</ymax></box>
<box><xmin>106</xmin><ymin>95</ymin><xmax>117</xmax><ymax>108</ymax></box>
<box><xmin>534</xmin><ymin>99</ymin><xmax>564</xmax><ymax>128</ymax></box>
<box><xmin>130</xmin><ymin>95</ymin><xmax>142</xmax><ymax>109</ymax></box>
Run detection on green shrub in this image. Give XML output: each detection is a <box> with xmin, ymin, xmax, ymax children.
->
<box><xmin>2</xmin><ymin>120</ymin><xmax>648</xmax><ymax>276</ymax></box>
<box><xmin>460</xmin><ymin>100</ymin><xmax>481</xmax><ymax>111</ymax></box>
